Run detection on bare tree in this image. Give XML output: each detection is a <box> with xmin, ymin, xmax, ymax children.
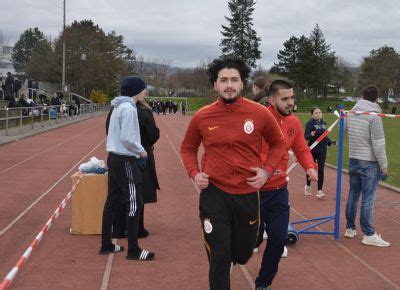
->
<box><xmin>149</xmin><ymin>57</ymin><xmax>172</xmax><ymax>86</ymax></box>
<box><xmin>133</xmin><ymin>53</ymin><xmax>146</xmax><ymax>76</ymax></box>
<box><xmin>0</xmin><ymin>30</ymin><xmax>9</xmax><ymax>47</ymax></box>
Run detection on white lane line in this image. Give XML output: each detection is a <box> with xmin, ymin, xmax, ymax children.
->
<box><xmin>0</xmin><ymin>137</ymin><xmax>106</xmax><ymax>237</ymax></box>
<box><xmin>100</xmin><ymin>239</ymin><xmax>118</xmax><ymax>290</ymax></box>
<box><xmin>165</xmin><ymin>133</ymin><xmax>254</xmax><ymax>290</ymax></box>
<box><xmin>239</xmin><ymin>265</ymin><xmax>255</xmax><ymax>289</ymax></box>
<box><xmin>290</xmin><ymin>206</ymin><xmax>399</xmax><ymax>289</ymax></box>
<box><xmin>290</xmin><ymin>168</ymin><xmax>399</xmax><ymax>289</ymax></box>
<box><xmin>0</xmin><ymin>126</ymin><xmax>95</xmax><ymax>175</ymax></box>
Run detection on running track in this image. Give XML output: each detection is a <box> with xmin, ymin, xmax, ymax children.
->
<box><xmin>0</xmin><ymin>114</ymin><xmax>399</xmax><ymax>289</ymax></box>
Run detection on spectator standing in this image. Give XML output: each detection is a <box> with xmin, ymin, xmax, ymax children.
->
<box><xmin>181</xmin><ymin>102</ymin><xmax>186</xmax><ymax>115</ymax></box>
<box><xmin>100</xmin><ymin>76</ymin><xmax>155</xmax><ymax>260</ymax></box>
<box><xmin>344</xmin><ymin>85</ymin><xmax>390</xmax><ymax>247</ymax></box>
<box><xmin>13</xmin><ymin>77</ymin><xmax>21</xmax><ymax>99</ymax></box>
<box><xmin>4</xmin><ymin>72</ymin><xmax>13</xmax><ymax>101</ymax></box>
<box><xmin>391</xmin><ymin>103</ymin><xmax>397</xmax><ymax>115</ymax></box>
<box><xmin>28</xmin><ymin>79</ymin><xmax>33</xmax><ymax>99</ymax></box>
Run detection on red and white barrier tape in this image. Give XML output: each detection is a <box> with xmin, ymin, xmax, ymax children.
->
<box><xmin>286</xmin><ymin>117</ymin><xmax>340</xmax><ymax>174</ymax></box>
<box><xmin>0</xmin><ymin>175</ymin><xmax>84</xmax><ymax>290</ymax></box>
<box><xmin>347</xmin><ymin>110</ymin><xmax>400</xmax><ymax>119</ymax></box>
<box><xmin>285</xmin><ymin>108</ymin><xmax>399</xmax><ymax>177</ymax></box>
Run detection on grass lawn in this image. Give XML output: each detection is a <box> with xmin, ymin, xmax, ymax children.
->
<box><xmin>296</xmin><ymin>113</ymin><xmax>400</xmax><ymax>188</ymax></box>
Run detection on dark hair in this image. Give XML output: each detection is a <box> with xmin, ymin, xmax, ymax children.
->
<box><xmin>207</xmin><ymin>56</ymin><xmax>251</xmax><ymax>85</ymax></box>
<box><xmin>269</xmin><ymin>79</ymin><xmax>292</xmax><ymax>96</ymax></box>
<box><xmin>253</xmin><ymin>76</ymin><xmax>269</xmax><ymax>95</ymax></box>
<box><xmin>311</xmin><ymin>106</ymin><xmax>321</xmax><ymax>114</ymax></box>
<box><xmin>362</xmin><ymin>85</ymin><xmax>379</xmax><ymax>102</ymax></box>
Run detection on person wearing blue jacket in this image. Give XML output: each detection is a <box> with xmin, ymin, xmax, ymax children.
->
<box><xmin>99</xmin><ymin>76</ymin><xmax>154</xmax><ymax>261</ymax></box>
<box><xmin>304</xmin><ymin>107</ymin><xmax>333</xmax><ymax>198</ymax></box>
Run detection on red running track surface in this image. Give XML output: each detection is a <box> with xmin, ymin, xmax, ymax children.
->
<box><xmin>0</xmin><ymin>114</ymin><xmax>399</xmax><ymax>290</ymax></box>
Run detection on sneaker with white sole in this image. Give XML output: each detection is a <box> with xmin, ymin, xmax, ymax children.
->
<box><xmin>344</xmin><ymin>228</ymin><xmax>357</xmax><ymax>238</ymax></box>
<box><xmin>316</xmin><ymin>190</ymin><xmax>326</xmax><ymax>198</ymax></box>
<box><xmin>361</xmin><ymin>233</ymin><xmax>390</xmax><ymax>247</ymax></box>
<box><xmin>281</xmin><ymin>246</ymin><xmax>288</xmax><ymax>258</ymax></box>
<box><xmin>304</xmin><ymin>185</ymin><xmax>312</xmax><ymax>196</ymax></box>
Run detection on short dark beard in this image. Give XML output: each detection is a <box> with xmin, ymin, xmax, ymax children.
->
<box><xmin>277</xmin><ymin>106</ymin><xmax>292</xmax><ymax>116</ymax></box>
<box><xmin>222</xmin><ymin>97</ymin><xmax>238</xmax><ymax>104</ymax></box>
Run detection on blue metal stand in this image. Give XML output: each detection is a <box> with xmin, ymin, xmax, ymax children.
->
<box><xmin>288</xmin><ymin>105</ymin><xmax>345</xmax><ymax>245</ymax></box>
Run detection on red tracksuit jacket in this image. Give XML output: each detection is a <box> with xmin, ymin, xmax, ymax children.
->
<box><xmin>261</xmin><ymin>106</ymin><xmax>316</xmax><ymax>190</ymax></box>
<box><xmin>180</xmin><ymin>97</ymin><xmax>286</xmax><ymax>194</ymax></box>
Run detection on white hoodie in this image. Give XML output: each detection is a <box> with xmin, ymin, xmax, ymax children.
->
<box><xmin>106</xmin><ymin>96</ymin><xmax>144</xmax><ymax>157</ymax></box>
<box><xmin>346</xmin><ymin>99</ymin><xmax>388</xmax><ymax>169</ymax></box>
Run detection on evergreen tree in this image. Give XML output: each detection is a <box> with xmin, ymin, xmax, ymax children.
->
<box><xmin>309</xmin><ymin>24</ymin><xmax>336</xmax><ymax>97</ymax></box>
<box><xmin>220</xmin><ymin>0</ymin><xmax>261</xmax><ymax>68</ymax></box>
<box><xmin>276</xmin><ymin>35</ymin><xmax>314</xmax><ymax>92</ymax></box>
<box><xmin>11</xmin><ymin>27</ymin><xmax>46</xmax><ymax>72</ymax></box>
<box><xmin>275</xmin><ymin>24</ymin><xmax>337</xmax><ymax>98</ymax></box>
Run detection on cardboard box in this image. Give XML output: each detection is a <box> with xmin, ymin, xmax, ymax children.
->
<box><xmin>71</xmin><ymin>172</ymin><xmax>108</xmax><ymax>234</ymax></box>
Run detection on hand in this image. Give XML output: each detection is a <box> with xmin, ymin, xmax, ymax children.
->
<box><xmin>381</xmin><ymin>168</ymin><xmax>388</xmax><ymax>176</ymax></box>
<box><xmin>328</xmin><ymin>140</ymin><xmax>337</xmax><ymax>146</ymax></box>
<box><xmin>247</xmin><ymin>167</ymin><xmax>269</xmax><ymax>189</ymax></box>
<box><xmin>306</xmin><ymin>168</ymin><xmax>318</xmax><ymax>182</ymax></box>
<box><xmin>139</xmin><ymin>150</ymin><xmax>148</xmax><ymax>158</ymax></box>
<box><xmin>311</xmin><ymin>131</ymin><xmax>316</xmax><ymax>137</ymax></box>
<box><xmin>194</xmin><ymin>172</ymin><xmax>209</xmax><ymax>190</ymax></box>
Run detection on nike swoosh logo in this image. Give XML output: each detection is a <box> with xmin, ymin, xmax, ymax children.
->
<box><xmin>249</xmin><ymin>219</ymin><xmax>257</xmax><ymax>225</ymax></box>
<box><xmin>208</xmin><ymin>126</ymin><xmax>219</xmax><ymax>131</ymax></box>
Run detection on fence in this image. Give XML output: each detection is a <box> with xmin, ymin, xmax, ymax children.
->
<box><xmin>0</xmin><ymin>103</ymin><xmax>109</xmax><ymax>136</ymax></box>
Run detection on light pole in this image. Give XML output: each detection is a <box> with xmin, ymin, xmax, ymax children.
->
<box><xmin>61</xmin><ymin>0</ymin><xmax>66</xmax><ymax>92</ymax></box>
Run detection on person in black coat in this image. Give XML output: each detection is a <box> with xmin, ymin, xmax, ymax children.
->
<box><xmin>106</xmin><ymin>98</ymin><xmax>160</xmax><ymax>239</ymax></box>
<box><xmin>304</xmin><ymin>107</ymin><xmax>334</xmax><ymax>198</ymax></box>
<box><xmin>136</xmin><ymin>99</ymin><xmax>160</xmax><ymax>236</ymax></box>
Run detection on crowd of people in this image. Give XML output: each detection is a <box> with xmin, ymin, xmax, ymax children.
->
<box><xmin>1</xmin><ymin>72</ymin><xmax>81</xmax><ymax>117</ymax></box>
<box><xmin>148</xmin><ymin>99</ymin><xmax>186</xmax><ymax>115</ymax></box>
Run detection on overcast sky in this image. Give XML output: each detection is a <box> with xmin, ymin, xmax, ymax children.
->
<box><xmin>1</xmin><ymin>0</ymin><xmax>399</xmax><ymax>68</ymax></box>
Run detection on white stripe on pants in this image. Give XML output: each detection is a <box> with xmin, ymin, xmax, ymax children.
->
<box><xmin>125</xmin><ymin>162</ymin><xmax>137</xmax><ymax>217</ymax></box>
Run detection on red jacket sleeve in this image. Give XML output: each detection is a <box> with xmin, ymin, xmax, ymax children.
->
<box><xmin>180</xmin><ymin>114</ymin><xmax>202</xmax><ymax>180</ymax></box>
<box><xmin>262</xmin><ymin>110</ymin><xmax>286</xmax><ymax>176</ymax></box>
<box><xmin>292</xmin><ymin>117</ymin><xmax>316</xmax><ymax>170</ymax></box>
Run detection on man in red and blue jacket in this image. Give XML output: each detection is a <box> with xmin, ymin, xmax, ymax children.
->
<box><xmin>254</xmin><ymin>80</ymin><xmax>318</xmax><ymax>290</ymax></box>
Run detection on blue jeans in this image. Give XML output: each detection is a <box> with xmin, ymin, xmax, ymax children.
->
<box><xmin>345</xmin><ymin>158</ymin><xmax>379</xmax><ymax>236</ymax></box>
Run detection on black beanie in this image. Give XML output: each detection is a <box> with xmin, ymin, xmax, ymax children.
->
<box><xmin>120</xmin><ymin>76</ymin><xmax>147</xmax><ymax>97</ymax></box>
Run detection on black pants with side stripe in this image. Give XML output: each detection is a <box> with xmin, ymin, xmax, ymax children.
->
<box><xmin>199</xmin><ymin>184</ymin><xmax>259</xmax><ymax>290</ymax></box>
<box><xmin>101</xmin><ymin>153</ymin><xmax>143</xmax><ymax>255</ymax></box>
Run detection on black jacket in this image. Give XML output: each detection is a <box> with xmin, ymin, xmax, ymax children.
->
<box><xmin>304</xmin><ymin>118</ymin><xmax>330</xmax><ymax>154</ymax></box>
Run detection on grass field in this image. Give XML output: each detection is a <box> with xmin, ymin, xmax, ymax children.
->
<box><xmin>296</xmin><ymin>113</ymin><xmax>400</xmax><ymax>188</ymax></box>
